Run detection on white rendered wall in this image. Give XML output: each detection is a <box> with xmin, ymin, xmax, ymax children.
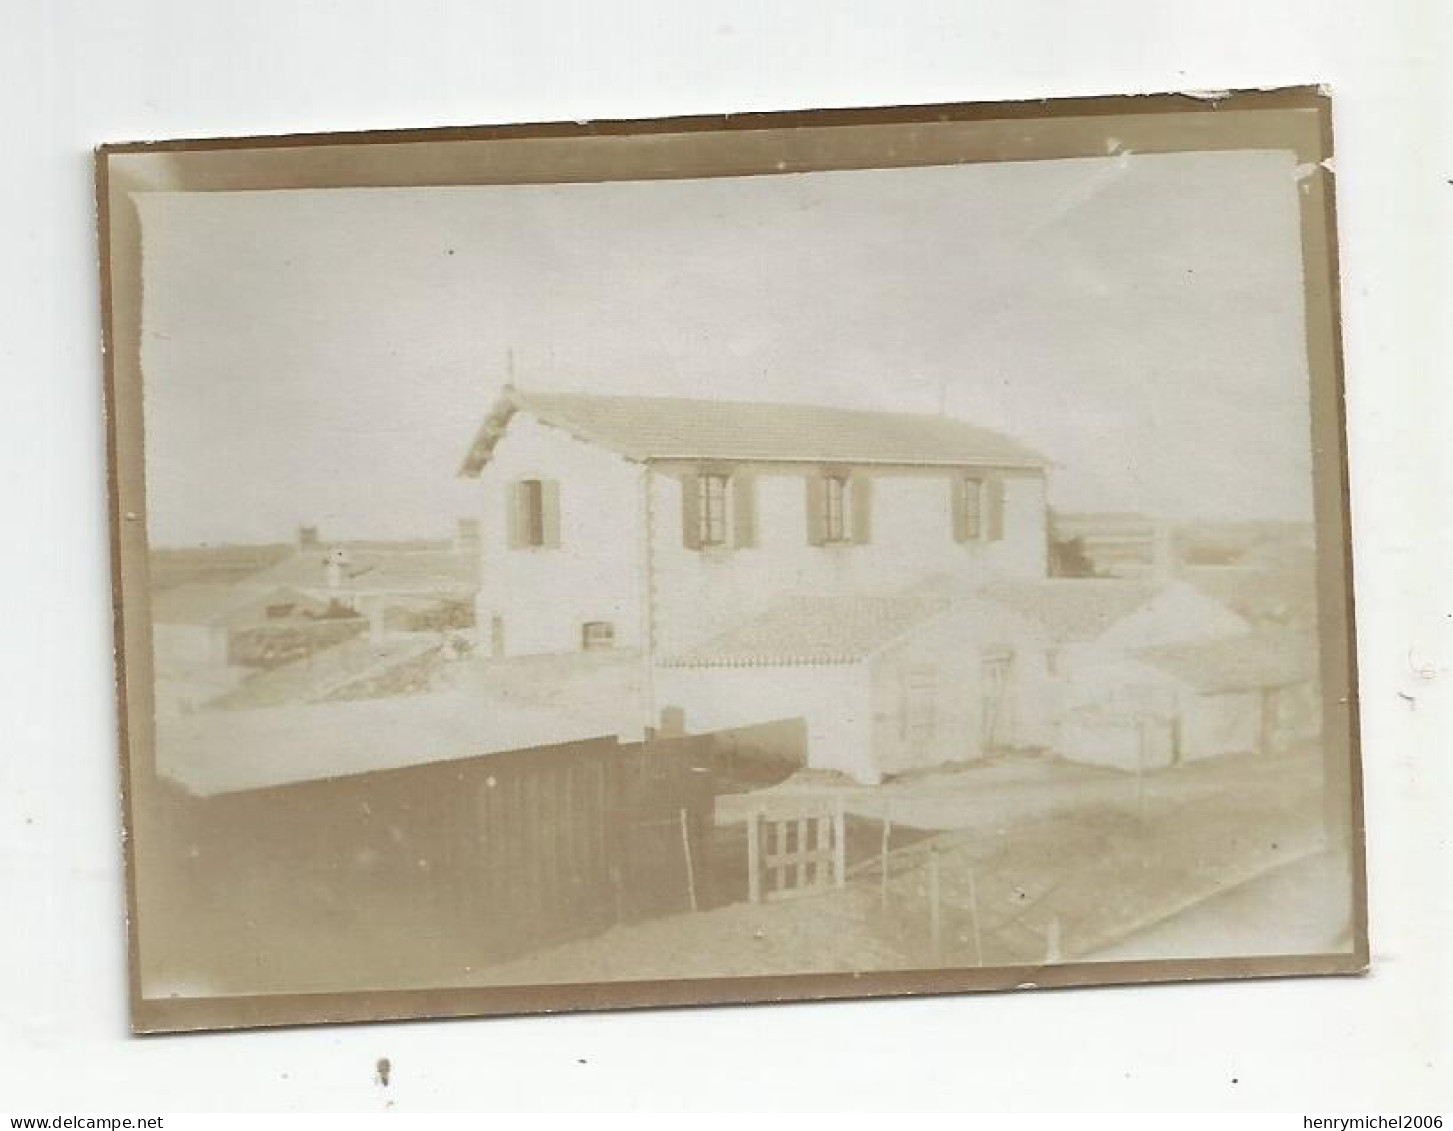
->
<box><xmin>474</xmin><ymin>414</ymin><xmax>644</xmax><ymax>656</ymax></box>
<box><xmin>650</xmin><ymin>466</ymin><xmax>1048</xmax><ymax>655</ymax></box>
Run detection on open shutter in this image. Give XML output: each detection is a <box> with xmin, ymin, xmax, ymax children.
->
<box><xmin>805</xmin><ymin>474</ymin><xmax>827</xmax><ymax>546</ymax></box>
<box><xmin>950</xmin><ymin>477</ymin><xmax>969</xmax><ymax>543</ymax></box>
<box><xmin>851</xmin><ymin>472</ymin><xmax>873</xmax><ymax>544</ymax></box>
<box><xmin>681</xmin><ymin>470</ymin><xmax>702</xmax><ymax>550</ymax></box>
<box><xmin>986</xmin><ymin>476</ymin><xmax>1006</xmax><ymax>542</ymax></box>
<box><xmin>541</xmin><ymin>479</ymin><xmax>562</xmax><ymax>548</ymax></box>
<box><xmin>506</xmin><ymin>481</ymin><xmax>525</xmax><ymax>549</ymax></box>
<box><xmin>732</xmin><ymin>468</ymin><xmax>757</xmax><ymax>548</ymax></box>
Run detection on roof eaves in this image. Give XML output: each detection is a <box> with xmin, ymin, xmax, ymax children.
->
<box><xmin>658</xmin><ymin>652</ymin><xmax>866</xmax><ymax>669</ymax></box>
<box><xmin>642</xmin><ymin>453</ymin><xmax>1048</xmax><ymax>470</ymax></box>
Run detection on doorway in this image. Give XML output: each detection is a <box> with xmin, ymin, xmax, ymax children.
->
<box><xmin>981</xmin><ymin>651</ymin><xmax>1014</xmax><ymax>752</ymax></box>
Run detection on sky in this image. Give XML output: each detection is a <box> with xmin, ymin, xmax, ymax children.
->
<box><xmin>136</xmin><ymin>148</ymin><xmax>1314</xmax><ymax>546</ymax></box>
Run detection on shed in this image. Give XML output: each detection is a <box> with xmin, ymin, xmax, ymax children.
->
<box><xmin>151</xmin><ymin>583</ymin><xmax>329</xmax><ymax>668</ymax></box>
<box><xmin>654</xmin><ymin>593</ymin><xmax>1037</xmax><ymax>784</ymax></box>
<box><xmin>1137</xmin><ymin>629</ymin><xmax>1320</xmax><ymax>761</ymax></box>
<box><xmin>1047</xmin><ymin>630</ymin><xmax>1318</xmax><ymax>771</ymax></box>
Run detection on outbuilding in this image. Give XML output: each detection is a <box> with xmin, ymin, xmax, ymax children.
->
<box><xmin>654</xmin><ymin>592</ymin><xmax>1039</xmax><ymax>784</ymax></box>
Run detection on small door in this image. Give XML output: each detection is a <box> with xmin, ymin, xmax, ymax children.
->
<box><xmin>490</xmin><ymin>615</ymin><xmax>506</xmax><ymax>658</ymax></box>
<box><xmin>899</xmin><ymin>665</ymin><xmax>939</xmax><ymax>767</ymax></box>
<box><xmin>981</xmin><ymin>651</ymin><xmax>1014</xmax><ymax>751</ymax></box>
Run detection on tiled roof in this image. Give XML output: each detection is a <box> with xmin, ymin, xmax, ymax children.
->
<box><xmin>1136</xmin><ymin>631</ymin><xmax>1316</xmax><ymax>693</ymax></box>
<box><xmin>152</xmin><ymin>582</ymin><xmax>338</xmax><ymax>626</ymax></box>
<box><xmin>659</xmin><ymin>593</ymin><xmax>955</xmax><ymax>668</ymax></box>
<box><xmin>929</xmin><ymin>577</ymin><xmax>1163</xmax><ymax>644</ymax></box>
<box><xmin>459</xmin><ymin>387</ymin><xmax>1047</xmax><ymax>475</ymax></box>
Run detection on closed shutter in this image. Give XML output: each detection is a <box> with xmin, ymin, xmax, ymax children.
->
<box><xmin>541</xmin><ymin>479</ymin><xmax>562</xmax><ymax>548</ymax></box>
<box><xmin>805</xmin><ymin>474</ymin><xmax>827</xmax><ymax>546</ymax></box>
<box><xmin>681</xmin><ymin>470</ymin><xmax>702</xmax><ymax>550</ymax></box>
<box><xmin>732</xmin><ymin>468</ymin><xmax>757</xmax><ymax>548</ymax></box>
<box><xmin>506</xmin><ymin>481</ymin><xmax>526</xmax><ymax>549</ymax></box>
<box><xmin>950</xmin><ymin>477</ymin><xmax>969</xmax><ymax>543</ymax></box>
<box><xmin>986</xmin><ymin>476</ymin><xmax>1006</xmax><ymax>542</ymax></box>
<box><xmin>851</xmin><ymin>472</ymin><xmax>873</xmax><ymax>544</ymax></box>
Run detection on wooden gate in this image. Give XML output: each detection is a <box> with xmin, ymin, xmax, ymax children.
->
<box><xmin>746</xmin><ymin>799</ymin><xmax>847</xmax><ymax>902</ymax></box>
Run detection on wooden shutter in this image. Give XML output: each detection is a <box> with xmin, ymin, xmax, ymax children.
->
<box><xmin>681</xmin><ymin>470</ymin><xmax>702</xmax><ymax>550</ymax></box>
<box><xmin>851</xmin><ymin>472</ymin><xmax>873</xmax><ymax>544</ymax></box>
<box><xmin>805</xmin><ymin>474</ymin><xmax>827</xmax><ymax>546</ymax></box>
<box><xmin>732</xmin><ymin>468</ymin><xmax>757</xmax><ymax>548</ymax></box>
<box><xmin>950</xmin><ymin>477</ymin><xmax>969</xmax><ymax>543</ymax></box>
<box><xmin>506</xmin><ymin>481</ymin><xmax>525</xmax><ymax>549</ymax></box>
<box><xmin>541</xmin><ymin>480</ymin><xmax>562</xmax><ymax>547</ymax></box>
<box><xmin>986</xmin><ymin>476</ymin><xmax>1006</xmax><ymax>542</ymax></box>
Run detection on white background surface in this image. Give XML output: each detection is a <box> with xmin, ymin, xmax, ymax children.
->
<box><xmin>1</xmin><ymin>0</ymin><xmax>1449</xmax><ymax>1113</ymax></box>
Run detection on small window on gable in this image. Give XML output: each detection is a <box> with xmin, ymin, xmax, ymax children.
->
<box><xmin>521</xmin><ymin>479</ymin><xmax>545</xmax><ymax>547</ymax></box>
<box><xmin>581</xmin><ymin>621</ymin><xmax>615</xmax><ymax>652</ymax></box>
<box><xmin>510</xmin><ymin>478</ymin><xmax>560</xmax><ymax>549</ymax></box>
<box><xmin>698</xmin><ymin>473</ymin><xmax>730</xmax><ymax>547</ymax></box>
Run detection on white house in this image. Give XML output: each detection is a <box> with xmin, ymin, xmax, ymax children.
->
<box><xmin>457</xmin><ymin>386</ymin><xmax>1309</xmax><ymax>782</ymax></box>
<box><xmin>458</xmin><ymin>386</ymin><xmax>1052</xmax><ymax>664</ymax></box>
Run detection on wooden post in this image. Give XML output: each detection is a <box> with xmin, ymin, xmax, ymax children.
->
<box><xmin>747</xmin><ymin>809</ymin><xmax>762</xmax><ymax>904</ymax></box>
<box><xmin>928</xmin><ymin>844</ymin><xmax>943</xmax><ymax>965</ymax></box>
<box><xmin>833</xmin><ymin>797</ymin><xmax>847</xmax><ymax>889</ymax></box>
<box><xmin>679</xmin><ymin>808</ymin><xmax>698</xmax><ymax>912</ymax></box>
<box><xmin>966</xmin><ymin>864</ymin><xmax>984</xmax><ymax>967</ymax></box>
<box><xmin>879</xmin><ymin>801</ymin><xmax>893</xmax><ymax>911</ymax></box>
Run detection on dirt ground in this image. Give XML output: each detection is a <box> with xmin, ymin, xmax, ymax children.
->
<box><xmin>445</xmin><ymin>745</ymin><xmax>1337</xmax><ymax>989</ymax></box>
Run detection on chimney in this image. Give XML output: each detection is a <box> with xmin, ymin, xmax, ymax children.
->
<box><xmin>298</xmin><ymin>525</ymin><xmax>319</xmax><ymax>549</ymax></box>
<box><xmin>456</xmin><ymin>517</ymin><xmax>481</xmax><ymax>554</ymax></box>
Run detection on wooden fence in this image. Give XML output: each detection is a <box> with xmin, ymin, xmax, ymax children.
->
<box><xmin>162</xmin><ymin>731</ymin><xmax>716</xmax><ymax>970</ymax></box>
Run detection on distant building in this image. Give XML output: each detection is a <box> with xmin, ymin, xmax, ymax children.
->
<box><xmin>239</xmin><ymin>523</ymin><xmax>480</xmax><ymax>638</ymax></box>
<box><xmin>1050</xmin><ymin>511</ymin><xmax>1170</xmax><ymax>579</ymax></box>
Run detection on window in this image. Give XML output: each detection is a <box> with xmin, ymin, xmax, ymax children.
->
<box><xmin>902</xmin><ymin>666</ymin><xmax>939</xmax><ymax>745</ymax></box>
<box><xmin>698</xmin><ymin>473</ymin><xmax>729</xmax><ymax>546</ymax></box>
<box><xmin>952</xmin><ymin>474</ymin><xmax>1004</xmax><ymax>543</ymax></box>
<box><xmin>807</xmin><ymin>470</ymin><xmax>871</xmax><ymax>546</ymax></box>
<box><xmin>960</xmin><ymin>477</ymin><xmax>984</xmax><ymax>541</ymax></box>
<box><xmin>509</xmin><ymin>478</ymin><xmax>560</xmax><ymax>549</ymax></box>
<box><xmin>823</xmin><ymin>474</ymin><xmax>850</xmax><ymax>542</ymax></box>
<box><xmin>520</xmin><ymin>478</ymin><xmax>545</xmax><ymax>547</ymax></box>
<box><xmin>581</xmin><ymin>621</ymin><xmax>615</xmax><ymax>651</ymax></box>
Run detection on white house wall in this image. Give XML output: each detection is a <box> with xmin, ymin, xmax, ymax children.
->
<box><xmin>653</xmin><ymin>663</ymin><xmax>877</xmax><ymax>782</ymax></box>
<box><xmin>474</xmin><ymin>414</ymin><xmax>644</xmax><ymax>657</ymax></box>
<box><xmin>649</xmin><ymin>466</ymin><xmax>1048</xmax><ymax>656</ymax></box>
<box><xmin>1179</xmin><ymin>690</ymin><xmax>1263</xmax><ymax>761</ymax></box>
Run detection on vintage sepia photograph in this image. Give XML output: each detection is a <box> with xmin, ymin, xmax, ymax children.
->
<box><xmin>97</xmin><ymin>90</ymin><xmax>1365</xmax><ymax>1032</ymax></box>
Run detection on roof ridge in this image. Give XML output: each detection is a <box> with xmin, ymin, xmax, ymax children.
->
<box><xmin>460</xmin><ymin>385</ymin><xmax>1048</xmax><ymax>476</ymax></box>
